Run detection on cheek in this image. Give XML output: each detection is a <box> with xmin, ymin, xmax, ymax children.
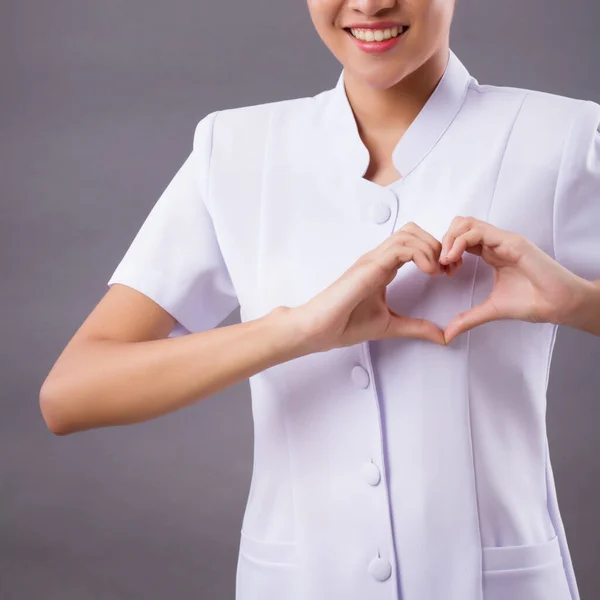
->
<box><xmin>420</xmin><ymin>0</ymin><xmax>455</xmax><ymax>30</ymax></box>
<box><xmin>406</xmin><ymin>0</ymin><xmax>453</xmax><ymax>51</ymax></box>
<box><xmin>306</xmin><ymin>0</ymin><xmax>346</xmax><ymax>52</ymax></box>
<box><xmin>306</xmin><ymin>0</ymin><xmax>340</xmax><ymax>24</ymax></box>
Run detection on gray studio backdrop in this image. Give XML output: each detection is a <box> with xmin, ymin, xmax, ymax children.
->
<box><xmin>2</xmin><ymin>1</ymin><xmax>599</xmax><ymax>598</ymax></box>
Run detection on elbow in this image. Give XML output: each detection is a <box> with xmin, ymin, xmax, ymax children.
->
<box><xmin>39</xmin><ymin>380</ymin><xmax>75</xmax><ymax>436</ymax></box>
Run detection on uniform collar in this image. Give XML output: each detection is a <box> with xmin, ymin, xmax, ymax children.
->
<box><xmin>325</xmin><ymin>48</ymin><xmax>473</xmax><ymax>179</ymax></box>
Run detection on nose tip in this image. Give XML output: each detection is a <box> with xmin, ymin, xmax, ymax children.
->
<box><xmin>348</xmin><ymin>0</ymin><xmax>398</xmax><ymax>14</ymax></box>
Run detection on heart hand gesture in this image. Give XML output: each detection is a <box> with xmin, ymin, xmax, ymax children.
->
<box><xmin>439</xmin><ymin>216</ymin><xmax>586</xmax><ymax>343</ymax></box>
<box><xmin>288</xmin><ymin>215</ymin><xmax>590</xmax><ymax>355</ymax></box>
<box><xmin>294</xmin><ymin>222</ymin><xmax>452</xmax><ymax>353</ymax></box>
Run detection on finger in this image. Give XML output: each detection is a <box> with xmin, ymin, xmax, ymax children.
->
<box><xmin>348</xmin><ymin>243</ymin><xmax>417</xmax><ymax>297</ymax></box>
<box><xmin>442</xmin><ymin>219</ymin><xmax>507</xmax><ymax>264</ymax></box>
<box><xmin>400</xmin><ymin>245</ymin><xmax>443</xmax><ymax>276</ymax></box>
<box><xmin>384</xmin><ymin>312</ymin><xmax>446</xmax><ymax>346</ymax></box>
<box><xmin>444</xmin><ymin>228</ymin><xmax>485</xmax><ymax>263</ymax></box>
<box><xmin>396</xmin><ymin>236</ymin><xmax>445</xmax><ymax>275</ymax></box>
<box><xmin>400</xmin><ymin>222</ymin><xmax>443</xmax><ymax>258</ymax></box>
<box><xmin>377</xmin><ymin>245</ymin><xmax>426</xmax><ymax>277</ymax></box>
<box><xmin>440</xmin><ymin>216</ymin><xmax>471</xmax><ymax>262</ymax></box>
<box><xmin>444</xmin><ymin>257</ymin><xmax>462</xmax><ymax>276</ymax></box>
<box><xmin>379</xmin><ymin>238</ymin><xmax>443</xmax><ymax>277</ymax></box>
<box><xmin>444</xmin><ymin>297</ymin><xmax>501</xmax><ymax>344</ymax></box>
<box><xmin>386</xmin><ymin>228</ymin><xmax>442</xmax><ymax>269</ymax></box>
<box><xmin>411</xmin><ymin>248</ymin><xmax>443</xmax><ymax>276</ymax></box>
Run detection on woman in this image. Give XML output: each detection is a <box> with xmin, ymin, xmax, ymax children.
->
<box><xmin>39</xmin><ymin>1</ymin><xmax>600</xmax><ymax>599</ymax></box>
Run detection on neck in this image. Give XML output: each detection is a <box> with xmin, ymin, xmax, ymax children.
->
<box><xmin>343</xmin><ymin>46</ymin><xmax>450</xmax><ymax>139</ymax></box>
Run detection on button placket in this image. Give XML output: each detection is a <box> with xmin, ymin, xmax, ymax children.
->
<box><xmin>356</xmin><ymin>340</ymin><xmax>400</xmax><ymax>589</ymax></box>
<box><xmin>371</xmin><ymin>200</ymin><xmax>392</xmax><ymax>224</ymax></box>
<box><xmin>354</xmin><ymin>180</ymin><xmax>399</xmax><ymax>244</ymax></box>
<box><xmin>351</xmin><ymin>364</ymin><xmax>370</xmax><ymax>389</ymax></box>
<box><xmin>362</xmin><ymin>459</ymin><xmax>381</xmax><ymax>486</ymax></box>
<box><xmin>368</xmin><ymin>549</ymin><xmax>392</xmax><ymax>582</ymax></box>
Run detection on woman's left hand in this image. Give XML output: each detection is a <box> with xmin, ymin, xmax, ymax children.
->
<box><xmin>439</xmin><ymin>216</ymin><xmax>588</xmax><ymax>344</ymax></box>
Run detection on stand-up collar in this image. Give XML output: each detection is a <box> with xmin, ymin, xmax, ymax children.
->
<box><xmin>323</xmin><ymin>48</ymin><xmax>473</xmax><ymax>179</ymax></box>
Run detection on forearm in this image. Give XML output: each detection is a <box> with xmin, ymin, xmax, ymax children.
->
<box><xmin>562</xmin><ymin>278</ymin><xmax>600</xmax><ymax>337</ymax></box>
<box><xmin>40</xmin><ymin>306</ymin><xmax>311</xmax><ymax>435</ymax></box>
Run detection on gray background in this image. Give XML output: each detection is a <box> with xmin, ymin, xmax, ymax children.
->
<box><xmin>2</xmin><ymin>0</ymin><xmax>599</xmax><ymax>598</ymax></box>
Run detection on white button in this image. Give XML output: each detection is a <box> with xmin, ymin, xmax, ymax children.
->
<box><xmin>362</xmin><ymin>461</ymin><xmax>381</xmax><ymax>486</ymax></box>
<box><xmin>372</xmin><ymin>201</ymin><xmax>391</xmax><ymax>224</ymax></box>
<box><xmin>351</xmin><ymin>365</ymin><xmax>370</xmax><ymax>389</ymax></box>
<box><xmin>368</xmin><ymin>556</ymin><xmax>392</xmax><ymax>581</ymax></box>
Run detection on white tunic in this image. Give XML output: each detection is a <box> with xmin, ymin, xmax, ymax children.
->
<box><xmin>107</xmin><ymin>49</ymin><xmax>600</xmax><ymax>600</ymax></box>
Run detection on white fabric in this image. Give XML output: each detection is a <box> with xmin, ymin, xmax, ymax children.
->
<box><xmin>107</xmin><ymin>48</ymin><xmax>600</xmax><ymax>600</ymax></box>
<box><xmin>107</xmin><ymin>111</ymin><xmax>239</xmax><ymax>335</ymax></box>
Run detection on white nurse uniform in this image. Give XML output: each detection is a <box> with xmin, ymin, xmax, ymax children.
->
<box><xmin>107</xmin><ymin>49</ymin><xmax>600</xmax><ymax>600</ymax></box>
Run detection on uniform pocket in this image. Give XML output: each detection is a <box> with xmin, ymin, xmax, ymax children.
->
<box><xmin>482</xmin><ymin>534</ymin><xmax>573</xmax><ymax>600</ymax></box>
<box><xmin>235</xmin><ymin>529</ymin><xmax>300</xmax><ymax>600</ymax></box>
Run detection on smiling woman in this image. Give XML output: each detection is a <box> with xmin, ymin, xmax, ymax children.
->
<box><xmin>307</xmin><ymin>0</ymin><xmax>454</xmax><ymax>89</ymax></box>
<box><xmin>39</xmin><ymin>1</ymin><xmax>600</xmax><ymax>600</ymax></box>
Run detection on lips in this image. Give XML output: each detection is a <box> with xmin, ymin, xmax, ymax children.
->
<box><xmin>343</xmin><ymin>24</ymin><xmax>409</xmax><ymax>54</ymax></box>
<box><xmin>344</xmin><ymin>20</ymin><xmax>408</xmax><ymax>30</ymax></box>
<box><xmin>346</xmin><ymin>25</ymin><xmax>408</xmax><ymax>42</ymax></box>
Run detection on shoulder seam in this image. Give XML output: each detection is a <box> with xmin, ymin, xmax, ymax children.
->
<box><xmin>205</xmin><ymin>110</ymin><xmax>220</xmax><ymax>214</ymax></box>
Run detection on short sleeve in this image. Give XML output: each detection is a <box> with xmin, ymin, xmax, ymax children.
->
<box><xmin>107</xmin><ymin>110</ymin><xmax>240</xmax><ymax>335</ymax></box>
<box><xmin>553</xmin><ymin>99</ymin><xmax>600</xmax><ymax>282</ymax></box>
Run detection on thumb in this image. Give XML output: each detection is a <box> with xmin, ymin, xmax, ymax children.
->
<box><xmin>444</xmin><ymin>298</ymin><xmax>500</xmax><ymax>344</ymax></box>
<box><xmin>384</xmin><ymin>311</ymin><xmax>447</xmax><ymax>346</ymax></box>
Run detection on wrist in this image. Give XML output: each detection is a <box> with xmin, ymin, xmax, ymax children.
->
<box><xmin>265</xmin><ymin>305</ymin><xmax>322</xmax><ymax>361</ymax></box>
<box><xmin>560</xmin><ymin>277</ymin><xmax>600</xmax><ymax>335</ymax></box>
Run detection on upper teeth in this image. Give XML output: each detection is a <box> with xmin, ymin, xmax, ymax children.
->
<box><xmin>350</xmin><ymin>26</ymin><xmax>405</xmax><ymax>42</ymax></box>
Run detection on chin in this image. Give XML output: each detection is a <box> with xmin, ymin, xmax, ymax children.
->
<box><xmin>344</xmin><ymin>62</ymin><xmax>409</xmax><ymax>91</ymax></box>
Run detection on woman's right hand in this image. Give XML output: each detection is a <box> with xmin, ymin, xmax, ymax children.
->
<box><xmin>291</xmin><ymin>222</ymin><xmax>459</xmax><ymax>353</ymax></box>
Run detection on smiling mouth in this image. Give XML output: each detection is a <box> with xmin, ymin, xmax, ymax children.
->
<box><xmin>344</xmin><ymin>25</ymin><xmax>409</xmax><ymax>42</ymax></box>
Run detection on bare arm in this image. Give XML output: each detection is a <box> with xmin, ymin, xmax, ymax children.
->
<box><xmin>40</xmin><ymin>223</ymin><xmax>449</xmax><ymax>436</ymax></box>
<box><xmin>39</xmin><ymin>284</ymin><xmax>310</xmax><ymax>436</ymax></box>
<box><xmin>563</xmin><ymin>278</ymin><xmax>600</xmax><ymax>337</ymax></box>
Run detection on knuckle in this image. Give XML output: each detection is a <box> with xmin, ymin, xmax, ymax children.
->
<box><xmin>373</xmin><ymin>260</ymin><xmax>389</xmax><ymax>279</ymax></box>
<box><xmin>393</xmin><ymin>247</ymin><xmax>408</xmax><ymax>263</ymax></box>
<box><xmin>354</xmin><ymin>254</ymin><xmax>369</xmax><ymax>268</ymax></box>
<box><xmin>392</xmin><ymin>235</ymin><xmax>410</xmax><ymax>249</ymax></box>
<box><xmin>393</xmin><ymin>229</ymin><xmax>410</xmax><ymax>242</ymax></box>
<box><xmin>355</xmin><ymin>254</ymin><xmax>376</xmax><ymax>271</ymax></box>
<box><xmin>422</xmin><ymin>261</ymin><xmax>436</xmax><ymax>274</ymax></box>
<box><xmin>508</xmin><ymin>233</ymin><xmax>529</xmax><ymax>255</ymax></box>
